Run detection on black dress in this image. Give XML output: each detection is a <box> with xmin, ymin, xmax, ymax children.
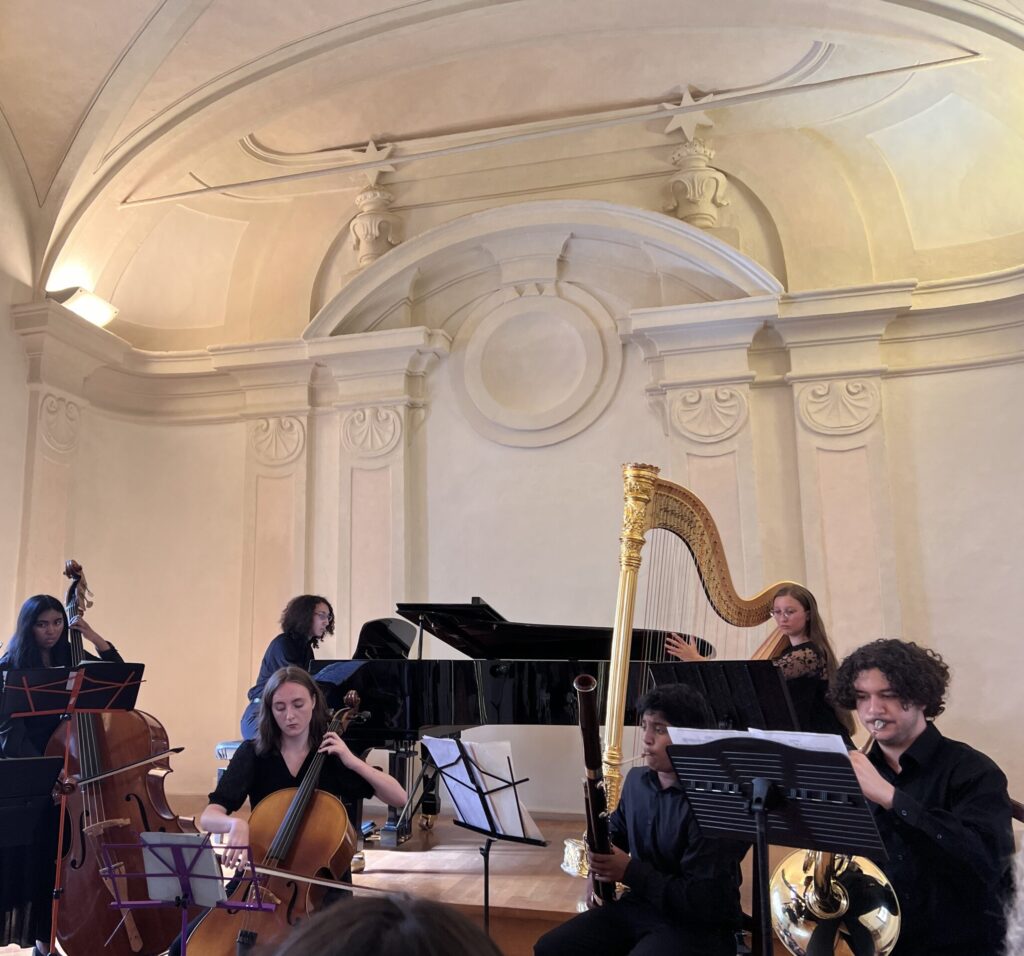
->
<box><xmin>0</xmin><ymin>643</ymin><xmax>124</xmax><ymax>947</ymax></box>
<box><xmin>773</xmin><ymin>642</ymin><xmax>849</xmax><ymax>739</ymax></box>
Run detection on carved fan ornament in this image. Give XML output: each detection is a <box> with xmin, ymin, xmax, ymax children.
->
<box><xmin>341</xmin><ymin>406</ymin><xmax>402</xmax><ymax>457</ymax></box>
<box><xmin>249</xmin><ymin>416</ymin><xmax>305</xmax><ymax>465</ymax></box>
<box><xmin>797</xmin><ymin>379</ymin><xmax>881</xmax><ymax>435</ymax></box>
<box><xmin>40</xmin><ymin>394</ymin><xmax>81</xmax><ymax>452</ymax></box>
<box><xmin>670</xmin><ymin>387</ymin><xmax>748</xmax><ymax>442</ymax></box>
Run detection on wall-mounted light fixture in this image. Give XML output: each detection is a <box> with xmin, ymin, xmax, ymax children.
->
<box><xmin>46</xmin><ymin>287</ymin><xmax>119</xmax><ymax>328</ymax></box>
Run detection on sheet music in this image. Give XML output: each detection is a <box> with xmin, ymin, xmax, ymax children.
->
<box><xmin>139</xmin><ymin>832</ymin><xmax>227</xmax><ymax>908</ymax></box>
<box><xmin>668</xmin><ymin>726</ymin><xmax>849</xmax><ymax>755</ymax></box>
<box><xmin>422</xmin><ymin>736</ymin><xmax>544</xmax><ymax>842</ymax></box>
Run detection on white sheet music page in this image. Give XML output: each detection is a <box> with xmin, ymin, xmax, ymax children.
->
<box><xmin>422</xmin><ymin>736</ymin><xmax>544</xmax><ymax>841</ymax></box>
<box><xmin>667</xmin><ymin>726</ymin><xmax>849</xmax><ymax>755</ymax></box>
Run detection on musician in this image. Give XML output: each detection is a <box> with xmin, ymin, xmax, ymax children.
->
<box><xmin>833</xmin><ymin>639</ymin><xmax>1014</xmax><ymax>956</ymax></box>
<box><xmin>667</xmin><ymin>584</ymin><xmax>853</xmax><ymax>739</ymax></box>
<box><xmin>211</xmin><ymin>665</ymin><xmax>406</xmax><ymax>864</ymax></box>
<box><xmin>169</xmin><ymin>666</ymin><xmax>408</xmax><ymax>956</ymax></box>
<box><xmin>240</xmin><ymin>594</ymin><xmax>335</xmax><ymax>739</ymax></box>
<box><xmin>534</xmin><ymin>684</ymin><xmax>748</xmax><ymax>956</ymax></box>
<box><xmin>0</xmin><ymin>593</ymin><xmax>121</xmax><ymax>955</ymax></box>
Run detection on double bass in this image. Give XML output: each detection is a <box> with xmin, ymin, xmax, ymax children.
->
<box><xmin>45</xmin><ymin>560</ymin><xmax>197</xmax><ymax>956</ymax></box>
<box><xmin>185</xmin><ymin>700</ymin><xmax>361</xmax><ymax>955</ymax></box>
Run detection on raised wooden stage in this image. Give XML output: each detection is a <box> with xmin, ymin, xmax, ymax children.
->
<box><xmin>352</xmin><ymin>812</ymin><xmax>791</xmax><ymax>956</ymax></box>
<box><xmin>354</xmin><ymin>814</ymin><xmax>587</xmax><ymax>956</ymax></box>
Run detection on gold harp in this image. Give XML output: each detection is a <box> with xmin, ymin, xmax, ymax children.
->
<box><xmin>601</xmin><ymin>462</ymin><xmax>796</xmax><ymax>808</ymax></box>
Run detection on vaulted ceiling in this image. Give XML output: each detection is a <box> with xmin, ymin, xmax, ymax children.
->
<box><xmin>3</xmin><ymin>0</ymin><xmax>1024</xmax><ymax>349</ymax></box>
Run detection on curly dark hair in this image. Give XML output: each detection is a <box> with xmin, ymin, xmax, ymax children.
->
<box><xmin>280</xmin><ymin>594</ymin><xmax>334</xmax><ymax>649</ymax></box>
<box><xmin>831</xmin><ymin>639</ymin><xmax>950</xmax><ymax>718</ymax></box>
<box><xmin>637</xmin><ymin>682</ymin><xmax>714</xmax><ymax>729</ymax></box>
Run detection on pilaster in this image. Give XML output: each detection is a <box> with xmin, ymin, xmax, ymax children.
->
<box><xmin>772</xmin><ymin>281</ymin><xmax>916</xmax><ymax>651</ymax></box>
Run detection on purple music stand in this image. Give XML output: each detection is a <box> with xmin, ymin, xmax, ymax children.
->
<box><xmin>100</xmin><ymin>833</ymin><xmax>274</xmax><ymax>956</ymax></box>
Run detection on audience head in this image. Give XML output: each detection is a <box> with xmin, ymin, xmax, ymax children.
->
<box><xmin>269</xmin><ymin>894</ymin><xmax>505</xmax><ymax>956</ymax></box>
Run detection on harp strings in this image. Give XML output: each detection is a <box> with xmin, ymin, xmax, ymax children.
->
<box><xmin>636</xmin><ymin>527</ymin><xmax>777</xmax><ymax>674</ymax></box>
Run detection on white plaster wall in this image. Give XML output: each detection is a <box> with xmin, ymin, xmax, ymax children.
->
<box><xmin>421</xmin><ymin>345</ymin><xmax>672</xmax><ymax>813</ymax></box>
<box><xmin>68</xmin><ymin>412</ymin><xmax>248</xmax><ymax>798</ymax></box>
<box><xmin>0</xmin><ymin>151</ymin><xmax>32</xmax><ymax>644</ymax></box>
<box><xmin>886</xmin><ymin>362</ymin><xmax>1024</xmax><ymax>798</ymax></box>
<box><xmin>0</xmin><ymin>278</ymin><xmax>30</xmax><ymax>638</ymax></box>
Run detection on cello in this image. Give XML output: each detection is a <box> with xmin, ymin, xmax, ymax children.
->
<box><xmin>45</xmin><ymin>559</ymin><xmax>198</xmax><ymax>956</ymax></box>
<box><xmin>184</xmin><ymin>698</ymin><xmax>361</xmax><ymax>955</ymax></box>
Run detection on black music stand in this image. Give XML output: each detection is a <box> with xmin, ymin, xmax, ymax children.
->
<box><xmin>0</xmin><ymin>662</ymin><xmax>144</xmax><ymax>956</ymax></box>
<box><xmin>0</xmin><ymin>756</ymin><xmax>63</xmax><ymax>847</ymax></box>
<box><xmin>652</xmin><ymin>660</ymin><xmax>799</xmax><ymax>731</ymax></box>
<box><xmin>421</xmin><ymin>736</ymin><xmax>545</xmax><ymax>934</ymax></box>
<box><xmin>666</xmin><ymin>731</ymin><xmax>886</xmax><ymax>956</ymax></box>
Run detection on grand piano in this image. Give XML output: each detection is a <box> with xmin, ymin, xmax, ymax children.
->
<box><xmin>312</xmin><ymin>598</ymin><xmax>796</xmax><ymax>844</ymax></box>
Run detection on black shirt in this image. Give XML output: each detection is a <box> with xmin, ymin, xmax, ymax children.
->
<box><xmin>774</xmin><ymin>642</ymin><xmax>849</xmax><ymax>739</ymax></box>
<box><xmin>865</xmin><ymin>722</ymin><xmax>1014</xmax><ymax>956</ymax></box>
<box><xmin>608</xmin><ymin>767</ymin><xmax>748</xmax><ymax>928</ymax></box>
<box><xmin>209</xmin><ymin>738</ymin><xmax>373</xmax><ymax>814</ymax></box>
<box><xmin>246</xmin><ymin>634</ymin><xmax>314</xmax><ymax>703</ymax></box>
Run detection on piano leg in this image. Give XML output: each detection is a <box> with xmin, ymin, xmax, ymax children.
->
<box><xmin>379</xmin><ymin>740</ymin><xmax>419</xmax><ymax>847</ymax></box>
<box><xmin>419</xmin><ymin>744</ymin><xmax>439</xmax><ymax>830</ymax></box>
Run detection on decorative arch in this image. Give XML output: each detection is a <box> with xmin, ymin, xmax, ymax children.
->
<box><xmin>304</xmin><ymin>199</ymin><xmax>783</xmax><ymax>339</ymax></box>
<box><xmin>305</xmin><ymin>200</ymin><xmax>782</xmax><ymax>447</ymax></box>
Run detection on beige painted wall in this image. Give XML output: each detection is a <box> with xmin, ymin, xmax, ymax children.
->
<box><xmin>886</xmin><ymin>360</ymin><xmax>1024</xmax><ymax>793</ymax></box>
<box><xmin>5</xmin><ymin>205</ymin><xmax>1023</xmax><ymax>819</ymax></box>
<box><xmin>0</xmin><ymin>277</ymin><xmax>30</xmax><ymax>636</ymax></box>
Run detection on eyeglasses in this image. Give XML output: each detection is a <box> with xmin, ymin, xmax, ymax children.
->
<box><xmin>313</xmin><ymin>612</ymin><xmax>331</xmax><ymax>621</ymax></box>
<box><xmin>770</xmin><ymin>608</ymin><xmax>803</xmax><ymax>619</ymax></box>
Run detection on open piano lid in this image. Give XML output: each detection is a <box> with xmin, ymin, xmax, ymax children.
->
<box><xmin>395</xmin><ymin>598</ymin><xmax>713</xmax><ymax>661</ymax></box>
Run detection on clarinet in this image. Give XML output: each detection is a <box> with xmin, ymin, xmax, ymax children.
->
<box><xmin>573</xmin><ymin>673</ymin><xmax>616</xmax><ymax>904</ymax></box>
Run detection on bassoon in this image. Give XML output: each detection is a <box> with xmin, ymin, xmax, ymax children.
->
<box><xmin>573</xmin><ymin>673</ymin><xmax>616</xmax><ymax>904</ymax></box>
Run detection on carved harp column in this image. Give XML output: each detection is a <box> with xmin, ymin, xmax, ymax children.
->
<box><xmin>602</xmin><ymin>462</ymin><xmax>792</xmax><ymax>810</ymax></box>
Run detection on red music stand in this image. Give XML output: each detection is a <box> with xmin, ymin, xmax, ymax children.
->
<box><xmin>0</xmin><ymin>661</ymin><xmax>143</xmax><ymax>956</ymax></box>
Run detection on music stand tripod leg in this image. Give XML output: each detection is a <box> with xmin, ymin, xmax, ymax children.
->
<box><xmin>479</xmin><ymin>837</ymin><xmax>495</xmax><ymax>935</ymax></box>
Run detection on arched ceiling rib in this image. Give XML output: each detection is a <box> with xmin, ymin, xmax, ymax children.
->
<box><xmin>1</xmin><ymin>0</ymin><xmax>1023</xmax><ymax>346</ymax></box>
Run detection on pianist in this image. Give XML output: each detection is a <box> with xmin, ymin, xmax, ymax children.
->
<box><xmin>534</xmin><ymin>684</ymin><xmax>749</xmax><ymax>956</ymax></box>
<box><xmin>240</xmin><ymin>594</ymin><xmax>335</xmax><ymax>739</ymax></box>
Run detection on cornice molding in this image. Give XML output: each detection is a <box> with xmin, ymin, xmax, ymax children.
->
<box><xmin>12</xmin><ymin>301</ymin><xmax>449</xmax><ymax>424</ymax></box>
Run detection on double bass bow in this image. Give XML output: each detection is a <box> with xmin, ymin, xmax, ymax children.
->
<box><xmin>45</xmin><ymin>559</ymin><xmax>197</xmax><ymax>956</ymax></box>
<box><xmin>185</xmin><ymin>695</ymin><xmax>364</xmax><ymax>955</ymax></box>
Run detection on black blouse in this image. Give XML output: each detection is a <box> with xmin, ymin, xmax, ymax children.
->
<box><xmin>209</xmin><ymin>738</ymin><xmax>374</xmax><ymax>815</ymax></box>
<box><xmin>773</xmin><ymin>642</ymin><xmax>847</xmax><ymax>738</ymax></box>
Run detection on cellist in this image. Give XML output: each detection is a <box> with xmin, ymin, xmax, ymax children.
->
<box><xmin>0</xmin><ymin>594</ymin><xmax>123</xmax><ymax>955</ymax></box>
<box><xmin>172</xmin><ymin>666</ymin><xmax>406</xmax><ymax>955</ymax></box>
